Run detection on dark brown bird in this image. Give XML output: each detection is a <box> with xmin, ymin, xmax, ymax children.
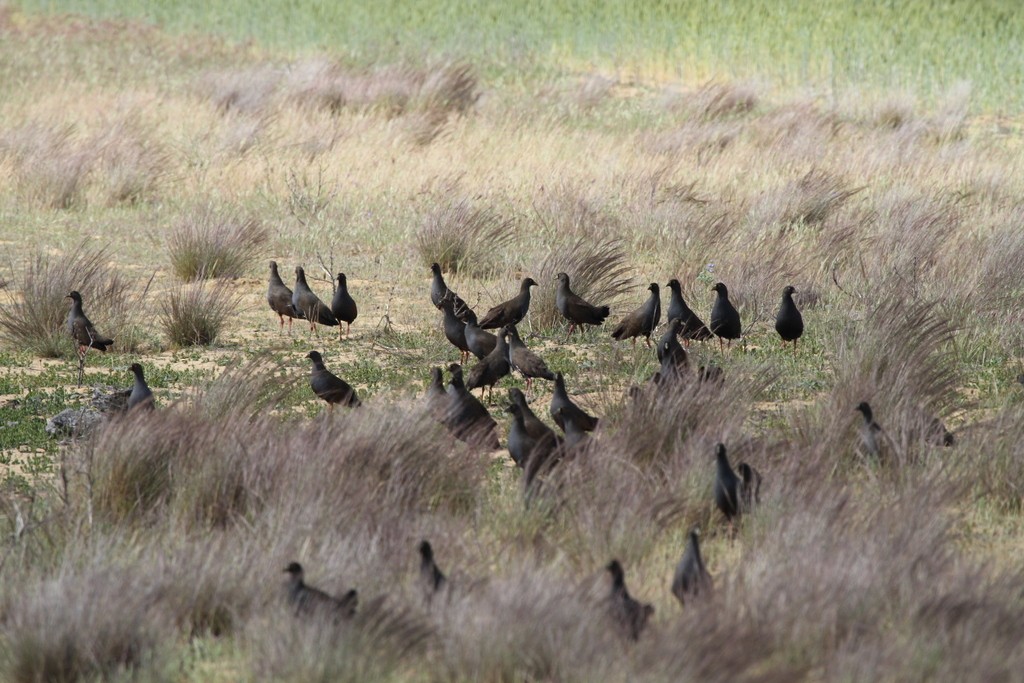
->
<box><xmin>737</xmin><ymin>462</ymin><xmax>762</xmax><ymax>513</ymax></box>
<box><xmin>855</xmin><ymin>401</ymin><xmax>882</xmax><ymax>459</ymax></box>
<box><xmin>440</xmin><ymin>295</ymin><xmax>472</xmax><ymax>365</ymax></box>
<box><xmin>671</xmin><ymin>529</ymin><xmax>712</xmax><ymax>606</ymax></box>
<box><xmin>605</xmin><ymin>560</ymin><xmax>654</xmax><ymax>641</ymax></box>
<box><xmin>307</xmin><ymin>351</ymin><xmax>360</xmax><ymax>409</ymax></box>
<box><xmin>555</xmin><ymin>406</ymin><xmax>591</xmax><ymax>451</ymax></box>
<box><xmin>709</xmin><ymin>282</ymin><xmax>741</xmax><ymax>351</ymax></box>
<box><xmin>267</xmin><ymin>261</ymin><xmax>302</xmax><ymax>334</ymax></box>
<box><xmin>66</xmin><ymin>290</ymin><xmax>114</xmax><ymax>386</ymax></box>
<box><xmin>666</xmin><ymin>279</ymin><xmax>712</xmax><ymax>346</ymax></box>
<box><xmin>713</xmin><ymin>443</ymin><xmax>741</xmax><ymax>529</ymax></box>
<box><xmin>293</xmin><ymin>266</ymin><xmax>338</xmax><ymax>336</ymax></box>
<box><xmin>418</xmin><ymin>540</ymin><xmax>447</xmax><ymax>603</ymax></box>
<box><xmin>284</xmin><ymin>562</ymin><xmax>358</xmax><ymax>621</ymax></box>
<box><xmin>126</xmin><ymin>362</ymin><xmax>155</xmax><ymax>412</ymax></box>
<box><xmin>555</xmin><ymin>272</ymin><xmax>610</xmax><ymax>338</ymax></box>
<box><xmin>550</xmin><ymin>372</ymin><xmax>598</xmax><ymax>432</ymax></box>
<box><xmin>425</xmin><ymin>367</ymin><xmax>449</xmax><ymax>421</ymax></box>
<box><xmin>505</xmin><ymin>324</ymin><xmax>556</xmax><ymax>390</ymax></box>
<box><xmin>478</xmin><ymin>277</ymin><xmax>537</xmax><ymax>329</ymax></box>
<box><xmin>507</xmin><ymin>401</ymin><xmax>560</xmax><ymax>469</ymax></box>
<box><xmin>462</xmin><ymin>307</ymin><xmax>498</xmax><ymax>360</ymax></box>
<box><xmin>611</xmin><ymin>283</ymin><xmax>661</xmax><ymax>347</ymax></box>
<box><xmin>656</xmin><ymin>318</ymin><xmax>689</xmax><ymax>381</ymax></box>
<box><xmin>445</xmin><ymin>363</ymin><xmax>500</xmax><ymax>449</ymax></box>
<box><xmin>508</xmin><ymin>388</ymin><xmax>556</xmax><ymax>442</ymax></box>
<box><xmin>466</xmin><ymin>328</ymin><xmax>511</xmax><ymax>400</ymax></box>
<box><xmin>430</xmin><ymin>263</ymin><xmax>470</xmax><ymax>315</ymax></box>
<box><xmin>331</xmin><ymin>273</ymin><xmax>358</xmax><ymax>340</ymax></box>
<box><xmin>774</xmin><ymin>285</ymin><xmax>803</xmax><ymax>354</ymax></box>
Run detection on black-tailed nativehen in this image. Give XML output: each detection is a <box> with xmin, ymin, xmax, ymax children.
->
<box><xmin>611</xmin><ymin>283</ymin><xmax>661</xmax><ymax>348</ymax></box>
<box><xmin>555</xmin><ymin>272</ymin><xmax>610</xmax><ymax>338</ymax></box>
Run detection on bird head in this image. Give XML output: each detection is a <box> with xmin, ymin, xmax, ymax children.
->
<box><xmin>418</xmin><ymin>540</ymin><xmax>433</xmax><ymax>561</ymax></box>
<box><xmin>555</xmin><ymin>272</ymin><xmax>569</xmax><ymax>285</ymax></box>
<box><xmin>269</xmin><ymin>261</ymin><xmax>279</xmax><ymax>273</ymax></box>
<box><xmin>306</xmin><ymin>350</ymin><xmax>323</xmax><ymax>364</ymax></box>
<box><xmin>711</xmin><ymin>282</ymin><xmax>728</xmax><ymax>296</ymax></box>
<box><xmin>430</xmin><ymin>367</ymin><xmax>442</xmax><ymax>383</ymax></box>
<box><xmin>714</xmin><ymin>442</ymin><xmax>728</xmax><ymax>462</ymax></box>
<box><xmin>783</xmin><ymin>285</ymin><xmax>796</xmax><ymax>296</ymax></box>
<box><xmin>508</xmin><ymin>387</ymin><xmax>526</xmax><ymax>405</ymax></box>
<box><xmin>855</xmin><ymin>402</ymin><xmax>873</xmax><ymax>420</ymax></box>
<box><xmin>337</xmin><ymin>273</ymin><xmax>347</xmax><ymax>286</ymax></box>
<box><xmin>667</xmin><ymin>278</ymin><xmax>681</xmax><ymax>292</ymax></box>
<box><xmin>605</xmin><ymin>559</ymin><xmax>625</xmax><ymax>585</ymax></box>
<box><xmin>129</xmin><ymin>362</ymin><xmax>144</xmax><ymax>376</ymax></box>
<box><xmin>431</xmin><ymin>263</ymin><xmax>442</xmax><ymax>275</ymax></box>
<box><xmin>523</xmin><ymin>277</ymin><xmax>538</xmax><ymax>288</ymax></box>
<box><xmin>648</xmin><ymin>282</ymin><xmax>659</xmax><ymax>293</ymax></box>
<box><xmin>66</xmin><ymin>291</ymin><xmax>82</xmax><ymax>302</ymax></box>
<box><xmin>295</xmin><ymin>266</ymin><xmax>305</xmax><ymax>279</ymax></box>
<box><xmin>284</xmin><ymin>562</ymin><xmax>304</xmax><ymax>578</ymax></box>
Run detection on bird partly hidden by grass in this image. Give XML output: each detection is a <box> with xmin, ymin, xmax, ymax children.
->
<box><xmin>126</xmin><ymin>363</ymin><xmax>155</xmax><ymax>412</ymax></box>
<box><xmin>466</xmin><ymin>326</ymin><xmax>512</xmax><ymax>400</ymax></box>
<box><xmin>444</xmin><ymin>363</ymin><xmax>500</xmax><ymax>450</ymax></box>
<box><xmin>330</xmin><ymin>272</ymin><xmax>357</xmax><ymax>340</ymax></box>
<box><xmin>550</xmin><ymin>372</ymin><xmax>599</xmax><ymax>433</ymax></box>
<box><xmin>855</xmin><ymin>401</ymin><xmax>883</xmax><ymax>460</ymax></box>
<box><xmin>774</xmin><ymin>285</ymin><xmax>804</xmax><ymax>354</ymax></box>
<box><xmin>284</xmin><ymin>562</ymin><xmax>358</xmax><ymax>622</ymax></box>
<box><xmin>605</xmin><ymin>559</ymin><xmax>654</xmax><ymax>641</ymax></box>
<box><xmin>65</xmin><ymin>290</ymin><xmax>114</xmax><ymax>386</ymax></box>
<box><xmin>555</xmin><ymin>272</ymin><xmax>609</xmax><ymax>339</ymax></box>
<box><xmin>430</xmin><ymin>262</ymin><xmax>471</xmax><ymax>316</ymax></box>
<box><xmin>505</xmin><ymin>324</ymin><xmax>556</xmax><ymax>391</ymax></box>
<box><xmin>709</xmin><ymin>282</ymin><xmax>741</xmax><ymax>352</ymax></box>
<box><xmin>666</xmin><ymin>278</ymin><xmax>712</xmax><ymax>346</ymax></box>
<box><xmin>671</xmin><ymin>528</ymin><xmax>713</xmax><ymax>607</ymax></box>
<box><xmin>418</xmin><ymin>540</ymin><xmax>447</xmax><ymax>605</ymax></box>
<box><xmin>611</xmin><ymin>282</ymin><xmax>661</xmax><ymax>348</ymax></box>
<box><xmin>460</xmin><ymin>305</ymin><xmax>498</xmax><ymax>360</ymax></box>
<box><xmin>439</xmin><ymin>295</ymin><xmax>472</xmax><ymax>365</ymax></box>
<box><xmin>713</xmin><ymin>443</ymin><xmax>742</xmax><ymax>535</ymax></box>
<box><xmin>306</xmin><ymin>350</ymin><xmax>360</xmax><ymax>409</ymax></box>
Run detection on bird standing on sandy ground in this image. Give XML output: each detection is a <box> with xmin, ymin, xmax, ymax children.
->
<box><xmin>306</xmin><ymin>351</ymin><xmax>360</xmax><ymax>409</ymax></box>
<box><xmin>126</xmin><ymin>362</ymin><xmax>155</xmax><ymax>412</ymax></box>
<box><xmin>292</xmin><ymin>266</ymin><xmax>338</xmax><ymax>337</ymax></box>
<box><xmin>478</xmin><ymin>277</ymin><xmax>537</xmax><ymax>329</ymax></box>
<box><xmin>66</xmin><ymin>290</ymin><xmax>114</xmax><ymax>386</ymax></box>
<box><xmin>331</xmin><ymin>272</ymin><xmax>358</xmax><ymax>340</ymax></box>
<box><xmin>267</xmin><ymin>261</ymin><xmax>302</xmax><ymax>334</ymax></box>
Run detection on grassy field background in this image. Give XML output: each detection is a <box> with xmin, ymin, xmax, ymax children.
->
<box><xmin>1</xmin><ymin>1</ymin><xmax>1024</xmax><ymax>681</ymax></box>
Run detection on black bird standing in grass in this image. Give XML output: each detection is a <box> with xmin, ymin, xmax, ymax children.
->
<box><xmin>418</xmin><ymin>540</ymin><xmax>447</xmax><ymax>604</ymax></box>
<box><xmin>284</xmin><ymin>562</ymin><xmax>358</xmax><ymax>621</ymax></box>
<box><xmin>430</xmin><ymin>262</ymin><xmax>470</xmax><ymax>315</ymax></box>
<box><xmin>709</xmin><ymin>282</ymin><xmax>741</xmax><ymax>351</ymax></box>
<box><xmin>713</xmin><ymin>443</ymin><xmax>742</xmax><ymax>531</ymax></box>
<box><xmin>605</xmin><ymin>560</ymin><xmax>654</xmax><ymax>641</ymax></box>
<box><xmin>855</xmin><ymin>401</ymin><xmax>883</xmax><ymax>459</ymax></box>
<box><xmin>440</xmin><ymin>296</ymin><xmax>472</xmax><ymax>365</ymax></box>
<box><xmin>550</xmin><ymin>372</ymin><xmax>599</xmax><ymax>432</ymax></box>
<box><xmin>657</xmin><ymin>318</ymin><xmax>690</xmax><ymax>382</ymax></box>
<box><xmin>306</xmin><ymin>351</ymin><xmax>360</xmax><ymax>409</ymax></box>
<box><xmin>666</xmin><ymin>279</ymin><xmax>712</xmax><ymax>346</ymax></box>
<box><xmin>126</xmin><ymin>363</ymin><xmax>155</xmax><ymax>412</ymax></box>
<box><xmin>267</xmin><ymin>261</ymin><xmax>302</xmax><ymax>334</ymax></box>
<box><xmin>461</xmin><ymin>307</ymin><xmax>498</xmax><ymax>360</ymax></box>
<box><xmin>611</xmin><ymin>283</ymin><xmax>661</xmax><ymax>348</ymax></box>
<box><xmin>774</xmin><ymin>285</ymin><xmax>804</xmax><ymax>354</ymax></box>
<box><xmin>330</xmin><ymin>273</ymin><xmax>358</xmax><ymax>340</ymax></box>
<box><xmin>478</xmin><ymin>277</ymin><xmax>537</xmax><ymax>329</ymax></box>
<box><xmin>466</xmin><ymin>328</ymin><xmax>512</xmax><ymax>400</ymax></box>
<box><xmin>445</xmin><ymin>363</ymin><xmax>500</xmax><ymax>449</ymax></box>
<box><xmin>65</xmin><ymin>290</ymin><xmax>114</xmax><ymax>386</ymax></box>
<box><xmin>671</xmin><ymin>529</ymin><xmax>713</xmax><ymax>607</ymax></box>
<box><xmin>293</xmin><ymin>266</ymin><xmax>338</xmax><ymax>337</ymax></box>
<box><xmin>505</xmin><ymin>324</ymin><xmax>556</xmax><ymax>390</ymax></box>
<box><xmin>555</xmin><ymin>272</ymin><xmax>610</xmax><ymax>338</ymax></box>
<box><xmin>507</xmin><ymin>401</ymin><xmax>560</xmax><ymax>468</ymax></box>
<box><xmin>425</xmin><ymin>367</ymin><xmax>449</xmax><ymax>421</ymax></box>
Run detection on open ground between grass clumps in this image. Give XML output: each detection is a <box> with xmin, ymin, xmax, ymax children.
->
<box><xmin>0</xmin><ymin>4</ymin><xmax>1023</xmax><ymax>682</ymax></box>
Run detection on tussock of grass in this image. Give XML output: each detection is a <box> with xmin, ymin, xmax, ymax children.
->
<box><xmin>167</xmin><ymin>204</ymin><xmax>267</xmax><ymax>281</ymax></box>
<box><xmin>415</xmin><ymin>190</ymin><xmax>515</xmax><ymax>276</ymax></box>
<box><xmin>158</xmin><ymin>279</ymin><xmax>240</xmax><ymax>347</ymax></box>
<box><xmin>0</xmin><ymin>122</ymin><xmax>92</xmax><ymax>209</ymax></box>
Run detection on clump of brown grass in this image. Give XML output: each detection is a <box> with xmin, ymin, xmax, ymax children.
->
<box><xmin>0</xmin><ymin>122</ymin><xmax>94</xmax><ymax>209</ymax></box>
<box><xmin>668</xmin><ymin>80</ymin><xmax>760</xmax><ymax>122</ymax></box>
<box><xmin>166</xmin><ymin>204</ymin><xmax>268</xmax><ymax>281</ymax></box>
<box><xmin>197</xmin><ymin>64</ymin><xmax>283</xmax><ymax>114</ymax></box>
<box><xmin>0</xmin><ymin>243</ymin><xmax>150</xmax><ymax>357</ymax></box>
<box><xmin>414</xmin><ymin>192</ymin><xmax>515</xmax><ymax>276</ymax></box>
<box><xmin>158</xmin><ymin>279</ymin><xmax>241</xmax><ymax>347</ymax></box>
<box><xmin>90</xmin><ymin>115</ymin><xmax>170</xmax><ymax>206</ymax></box>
